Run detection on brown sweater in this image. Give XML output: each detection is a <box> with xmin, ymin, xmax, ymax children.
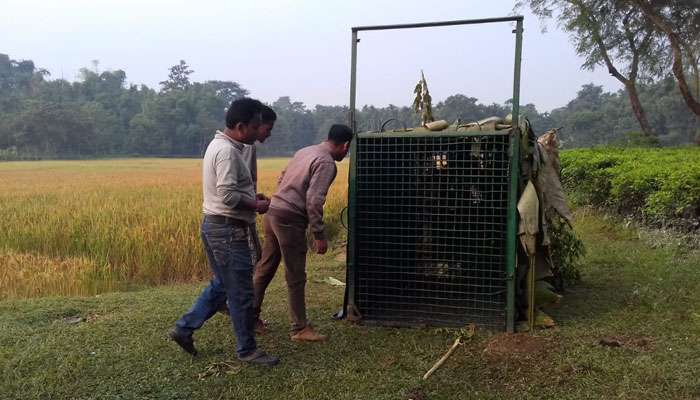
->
<box><xmin>269</xmin><ymin>143</ymin><xmax>337</xmax><ymax>240</ymax></box>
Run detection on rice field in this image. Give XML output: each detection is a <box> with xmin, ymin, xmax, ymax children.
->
<box><xmin>0</xmin><ymin>158</ymin><xmax>348</xmax><ymax>299</ymax></box>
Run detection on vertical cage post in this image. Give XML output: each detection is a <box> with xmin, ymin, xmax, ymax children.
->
<box><xmin>505</xmin><ymin>18</ymin><xmax>524</xmax><ymax>332</ymax></box>
<box><xmin>349</xmin><ymin>29</ymin><xmax>358</xmax><ymax>133</ymax></box>
<box><xmin>344</xmin><ymin>28</ymin><xmax>360</xmax><ymax>317</ymax></box>
<box><xmin>345</xmin><ymin>137</ymin><xmax>358</xmax><ymax>313</ymax></box>
<box><xmin>510</xmin><ymin>19</ymin><xmax>524</xmax><ymax>129</ymax></box>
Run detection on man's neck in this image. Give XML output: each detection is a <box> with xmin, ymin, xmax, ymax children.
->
<box><xmin>223</xmin><ymin>128</ymin><xmax>253</xmax><ymax>145</ymax></box>
<box><xmin>320</xmin><ymin>141</ymin><xmax>338</xmax><ymax>161</ymax></box>
<box><xmin>222</xmin><ymin>128</ymin><xmax>239</xmax><ymax>142</ymax></box>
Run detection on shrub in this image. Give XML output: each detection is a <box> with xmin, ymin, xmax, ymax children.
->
<box><xmin>560</xmin><ymin>147</ymin><xmax>700</xmax><ymax>228</ymax></box>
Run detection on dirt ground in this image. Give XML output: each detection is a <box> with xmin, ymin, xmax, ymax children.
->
<box><xmin>482</xmin><ymin>333</ymin><xmax>552</xmax><ymax>363</ymax></box>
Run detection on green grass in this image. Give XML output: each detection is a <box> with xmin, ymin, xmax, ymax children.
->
<box><xmin>2</xmin><ymin>209</ymin><xmax>699</xmax><ymax>400</ymax></box>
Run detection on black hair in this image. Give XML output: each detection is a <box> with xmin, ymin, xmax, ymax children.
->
<box><xmin>225</xmin><ymin>97</ymin><xmax>262</xmax><ymax>129</ymax></box>
<box><xmin>327</xmin><ymin>124</ymin><xmax>353</xmax><ymax>144</ymax></box>
<box><xmin>261</xmin><ymin>105</ymin><xmax>277</xmax><ymax>124</ymax></box>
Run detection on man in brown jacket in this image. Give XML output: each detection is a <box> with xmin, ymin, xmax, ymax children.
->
<box><xmin>253</xmin><ymin>124</ymin><xmax>353</xmax><ymax>342</ymax></box>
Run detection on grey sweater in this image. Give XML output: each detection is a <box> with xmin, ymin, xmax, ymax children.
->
<box><xmin>202</xmin><ymin>132</ymin><xmax>256</xmax><ymax>223</ymax></box>
<box><xmin>269</xmin><ymin>143</ymin><xmax>337</xmax><ymax>240</ymax></box>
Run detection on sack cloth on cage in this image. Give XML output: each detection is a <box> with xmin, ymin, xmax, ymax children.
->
<box><xmin>517</xmin><ymin>180</ymin><xmax>539</xmax><ymax>256</ymax></box>
<box><xmin>533</xmin><ymin>130</ymin><xmax>572</xmax><ymax>246</ymax></box>
<box><xmin>457</xmin><ymin>116</ymin><xmax>512</xmax><ymax>132</ymax></box>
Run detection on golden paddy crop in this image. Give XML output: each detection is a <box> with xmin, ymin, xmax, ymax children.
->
<box><xmin>0</xmin><ymin>158</ymin><xmax>348</xmax><ymax>299</ymax></box>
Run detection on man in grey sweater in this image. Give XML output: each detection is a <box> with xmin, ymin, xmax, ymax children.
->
<box><xmin>253</xmin><ymin>124</ymin><xmax>353</xmax><ymax>342</ymax></box>
<box><xmin>170</xmin><ymin>98</ymin><xmax>279</xmax><ymax>367</ymax></box>
<box><xmin>216</xmin><ymin>104</ymin><xmax>276</xmax><ymax>318</ymax></box>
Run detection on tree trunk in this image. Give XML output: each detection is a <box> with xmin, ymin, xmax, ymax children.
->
<box><xmin>625</xmin><ymin>82</ymin><xmax>654</xmax><ymax>137</ymax></box>
<box><xmin>670</xmin><ymin>39</ymin><xmax>700</xmax><ymax>116</ymax></box>
<box><xmin>575</xmin><ymin>2</ymin><xmax>655</xmax><ymax>137</ymax></box>
<box><xmin>633</xmin><ymin>0</ymin><xmax>700</xmax><ymax>116</ymax></box>
<box><xmin>692</xmin><ymin>57</ymin><xmax>700</xmax><ymax>99</ymax></box>
<box><xmin>690</xmin><ymin>52</ymin><xmax>700</xmax><ymax>145</ymax></box>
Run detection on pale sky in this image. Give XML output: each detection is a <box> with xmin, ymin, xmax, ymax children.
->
<box><xmin>1</xmin><ymin>0</ymin><xmax>623</xmax><ymax>111</ymax></box>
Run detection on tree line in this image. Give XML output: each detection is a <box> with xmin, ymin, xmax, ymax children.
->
<box><xmin>0</xmin><ymin>53</ymin><xmax>698</xmax><ymax>160</ymax></box>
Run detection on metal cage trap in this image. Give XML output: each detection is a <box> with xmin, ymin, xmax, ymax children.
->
<box><xmin>340</xmin><ymin>16</ymin><xmax>524</xmax><ymax>331</ymax></box>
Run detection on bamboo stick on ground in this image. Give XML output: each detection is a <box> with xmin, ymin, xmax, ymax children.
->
<box><xmin>422</xmin><ymin>337</ymin><xmax>461</xmax><ymax>380</ymax></box>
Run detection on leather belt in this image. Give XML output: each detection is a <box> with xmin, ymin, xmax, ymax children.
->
<box><xmin>203</xmin><ymin>214</ymin><xmax>249</xmax><ymax>227</ymax></box>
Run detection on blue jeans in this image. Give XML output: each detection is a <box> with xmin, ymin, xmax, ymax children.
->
<box><xmin>175</xmin><ymin>219</ymin><xmax>257</xmax><ymax>358</ymax></box>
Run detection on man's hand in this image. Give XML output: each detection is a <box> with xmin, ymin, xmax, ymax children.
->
<box><xmin>314</xmin><ymin>239</ymin><xmax>328</xmax><ymax>255</ymax></box>
<box><xmin>256</xmin><ymin>193</ymin><xmax>269</xmax><ymax>201</ymax></box>
<box><xmin>255</xmin><ymin>198</ymin><xmax>270</xmax><ymax>214</ymax></box>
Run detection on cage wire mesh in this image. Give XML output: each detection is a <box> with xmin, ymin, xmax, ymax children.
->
<box><xmin>352</xmin><ymin>132</ymin><xmax>512</xmax><ymax>329</ymax></box>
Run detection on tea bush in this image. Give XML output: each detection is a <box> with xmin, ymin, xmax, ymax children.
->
<box><xmin>560</xmin><ymin>147</ymin><xmax>700</xmax><ymax>228</ymax></box>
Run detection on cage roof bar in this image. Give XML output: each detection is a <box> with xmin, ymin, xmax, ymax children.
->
<box><xmin>352</xmin><ymin>16</ymin><xmax>523</xmax><ymax>32</ymax></box>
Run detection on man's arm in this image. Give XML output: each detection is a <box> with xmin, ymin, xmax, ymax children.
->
<box><xmin>306</xmin><ymin>160</ymin><xmax>337</xmax><ymax>249</ymax></box>
<box><xmin>215</xmin><ymin>150</ymin><xmax>263</xmax><ymax>212</ymax></box>
<box><xmin>215</xmin><ymin>151</ymin><xmax>243</xmax><ymax>209</ymax></box>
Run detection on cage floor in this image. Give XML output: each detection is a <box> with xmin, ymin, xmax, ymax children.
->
<box><xmin>359</xmin><ymin>306</ymin><xmax>506</xmax><ymax>329</ymax></box>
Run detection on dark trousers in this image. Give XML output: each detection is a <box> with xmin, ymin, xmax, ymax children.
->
<box><xmin>175</xmin><ymin>218</ymin><xmax>257</xmax><ymax>358</ymax></box>
<box><xmin>253</xmin><ymin>213</ymin><xmax>309</xmax><ymax>333</ymax></box>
